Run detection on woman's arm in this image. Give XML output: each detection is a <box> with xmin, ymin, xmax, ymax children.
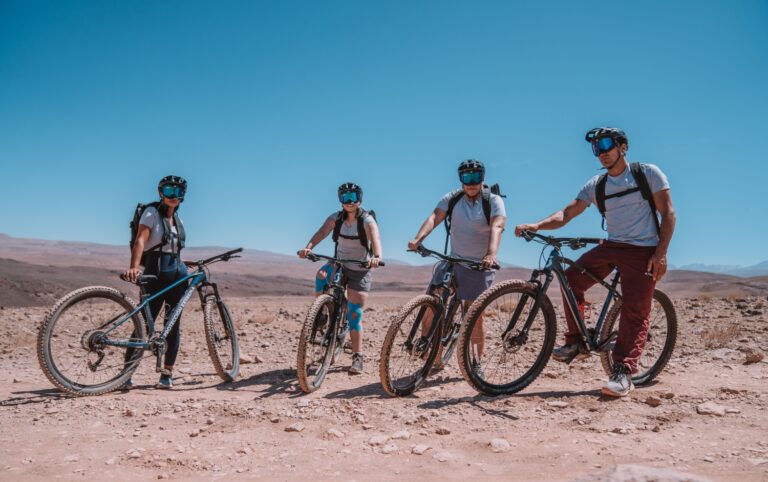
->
<box><xmin>124</xmin><ymin>225</ymin><xmax>150</xmax><ymax>282</ymax></box>
<box><xmin>298</xmin><ymin>217</ymin><xmax>336</xmax><ymax>257</ymax></box>
<box><xmin>366</xmin><ymin>220</ymin><xmax>383</xmax><ymax>268</ymax></box>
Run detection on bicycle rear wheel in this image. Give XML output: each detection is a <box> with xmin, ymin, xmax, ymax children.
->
<box><xmin>37</xmin><ymin>286</ymin><xmax>146</xmax><ymax>396</ymax></box>
<box><xmin>203</xmin><ymin>295</ymin><xmax>240</xmax><ymax>382</ymax></box>
<box><xmin>379</xmin><ymin>294</ymin><xmax>441</xmax><ymax>397</ymax></box>
<box><xmin>296</xmin><ymin>294</ymin><xmax>337</xmax><ymax>393</ymax></box>
<box><xmin>599</xmin><ymin>289</ymin><xmax>678</xmax><ymax>385</ymax></box>
<box><xmin>458</xmin><ymin>280</ymin><xmax>557</xmax><ymax>396</ymax></box>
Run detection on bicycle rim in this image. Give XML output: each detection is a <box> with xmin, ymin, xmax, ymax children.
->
<box><xmin>37</xmin><ymin>286</ymin><xmax>145</xmax><ymax>396</ymax></box>
<box><xmin>296</xmin><ymin>295</ymin><xmax>336</xmax><ymax>393</ymax></box>
<box><xmin>458</xmin><ymin>280</ymin><xmax>556</xmax><ymax>396</ymax></box>
<box><xmin>203</xmin><ymin>295</ymin><xmax>240</xmax><ymax>382</ymax></box>
<box><xmin>379</xmin><ymin>294</ymin><xmax>440</xmax><ymax>396</ymax></box>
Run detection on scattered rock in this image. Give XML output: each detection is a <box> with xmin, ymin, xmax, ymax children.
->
<box><xmin>571</xmin><ymin>464</ymin><xmax>713</xmax><ymax>482</ymax></box>
<box><xmin>747</xmin><ymin>458</ymin><xmax>768</xmax><ymax>466</ymax></box>
<box><xmin>325</xmin><ymin>428</ymin><xmax>344</xmax><ymax>439</ymax></box>
<box><xmin>125</xmin><ymin>449</ymin><xmax>141</xmax><ymax>459</ymax></box>
<box><xmin>744</xmin><ymin>350</ymin><xmax>764</xmax><ymax>365</ymax></box>
<box><xmin>206</xmin><ymin>417</ymin><xmax>215</xmax><ymax>425</ymax></box>
<box><xmin>381</xmin><ymin>444</ymin><xmax>398</xmax><ymax>455</ymax></box>
<box><xmin>12</xmin><ymin>378</ymin><xmax>21</xmax><ymax>383</ymax></box>
<box><xmin>435</xmin><ymin>427</ymin><xmax>451</xmax><ymax>435</ymax></box>
<box><xmin>285</xmin><ymin>423</ymin><xmax>305</xmax><ymax>433</ymax></box>
<box><xmin>489</xmin><ymin>438</ymin><xmax>511</xmax><ymax>453</ymax></box>
<box><xmin>412</xmin><ymin>444</ymin><xmax>431</xmax><ymax>455</ymax></box>
<box><xmin>433</xmin><ymin>451</ymin><xmax>452</xmax><ymax>462</ymax></box>
<box><xmin>696</xmin><ymin>402</ymin><xmax>726</xmax><ymax>417</ymax></box>
<box><xmin>63</xmin><ymin>454</ymin><xmax>80</xmax><ymax>463</ymax></box>
<box><xmin>644</xmin><ymin>396</ymin><xmax>662</xmax><ymax>407</ymax></box>
<box><xmin>391</xmin><ymin>430</ymin><xmax>411</xmax><ymax>440</ymax></box>
<box><xmin>660</xmin><ymin>392</ymin><xmax>675</xmax><ymax>400</ymax></box>
<box><xmin>239</xmin><ymin>355</ymin><xmax>253</xmax><ymax>365</ymax></box>
<box><xmin>368</xmin><ymin>434</ymin><xmax>389</xmax><ymax>446</ymax></box>
<box><xmin>547</xmin><ymin>401</ymin><xmax>568</xmax><ymax>409</ymax></box>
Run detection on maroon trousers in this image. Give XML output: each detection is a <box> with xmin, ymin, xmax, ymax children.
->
<box><xmin>561</xmin><ymin>241</ymin><xmax>656</xmax><ymax>373</ymax></box>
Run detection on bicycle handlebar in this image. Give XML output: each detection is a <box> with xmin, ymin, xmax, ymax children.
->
<box><xmin>300</xmin><ymin>252</ymin><xmax>386</xmax><ymax>268</ymax></box>
<box><xmin>520</xmin><ymin>230</ymin><xmax>603</xmax><ymax>250</ymax></box>
<box><xmin>196</xmin><ymin>247</ymin><xmax>244</xmax><ymax>267</ymax></box>
<box><xmin>409</xmin><ymin>246</ymin><xmax>500</xmax><ymax>271</ymax></box>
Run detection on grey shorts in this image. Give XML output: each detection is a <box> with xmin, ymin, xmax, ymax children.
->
<box><xmin>343</xmin><ymin>267</ymin><xmax>373</xmax><ymax>293</ymax></box>
<box><xmin>429</xmin><ymin>260</ymin><xmax>494</xmax><ymax>301</ymax></box>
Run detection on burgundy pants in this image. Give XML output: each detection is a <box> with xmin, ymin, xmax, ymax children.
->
<box><xmin>560</xmin><ymin>241</ymin><xmax>656</xmax><ymax>373</ymax></box>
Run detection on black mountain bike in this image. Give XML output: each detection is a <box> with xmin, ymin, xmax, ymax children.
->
<box><xmin>379</xmin><ymin>246</ymin><xmax>498</xmax><ymax>397</ymax></box>
<box><xmin>296</xmin><ymin>253</ymin><xmax>384</xmax><ymax>393</ymax></box>
<box><xmin>458</xmin><ymin>231</ymin><xmax>677</xmax><ymax>396</ymax></box>
<box><xmin>38</xmin><ymin>248</ymin><xmax>243</xmax><ymax>396</ymax></box>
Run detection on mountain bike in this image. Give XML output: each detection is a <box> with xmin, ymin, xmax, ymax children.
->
<box><xmin>379</xmin><ymin>246</ymin><xmax>499</xmax><ymax>397</ymax></box>
<box><xmin>296</xmin><ymin>253</ymin><xmax>384</xmax><ymax>393</ymax></box>
<box><xmin>457</xmin><ymin>231</ymin><xmax>677</xmax><ymax>396</ymax></box>
<box><xmin>37</xmin><ymin>248</ymin><xmax>243</xmax><ymax>396</ymax></box>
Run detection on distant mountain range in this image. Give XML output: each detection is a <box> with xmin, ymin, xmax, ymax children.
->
<box><xmin>674</xmin><ymin>261</ymin><xmax>768</xmax><ymax>277</ymax></box>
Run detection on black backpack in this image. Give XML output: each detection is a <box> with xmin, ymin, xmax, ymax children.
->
<box><xmin>594</xmin><ymin>162</ymin><xmax>660</xmax><ymax>234</ymax></box>
<box><xmin>331</xmin><ymin>208</ymin><xmax>377</xmax><ymax>256</ymax></box>
<box><xmin>443</xmin><ymin>183</ymin><xmax>505</xmax><ymax>254</ymax></box>
<box><xmin>129</xmin><ymin>202</ymin><xmax>186</xmax><ymax>265</ymax></box>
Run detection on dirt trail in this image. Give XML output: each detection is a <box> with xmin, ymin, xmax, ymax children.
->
<box><xmin>1</xmin><ymin>292</ymin><xmax>767</xmax><ymax>481</ymax></box>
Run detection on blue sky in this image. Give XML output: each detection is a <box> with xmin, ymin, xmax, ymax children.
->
<box><xmin>1</xmin><ymin>1</ymin><xmax>766</xmax><ymax>267</ymax></box>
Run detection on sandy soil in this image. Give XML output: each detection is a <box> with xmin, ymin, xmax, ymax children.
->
<box><xmin>1</xmin><ymin>291</ymin><xmax>767</xmax><ymax>481</ymax></box>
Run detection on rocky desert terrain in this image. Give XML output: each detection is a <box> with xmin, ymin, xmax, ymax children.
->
<box><xmin>1</xmin><ymin>286</ymin><xmax>767</xmax><ymax>481</ymax></box>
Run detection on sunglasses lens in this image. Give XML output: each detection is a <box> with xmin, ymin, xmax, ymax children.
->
<box><xmin>592</xmin><ymin>137</ymin><xmax>615</xmax><ymax>156</ymax></box>
<box><xmin>161</xmin><ymin>185</ymin><xmax>182</xmax><ymax>198</ymax></box>
<box><xmin>340</xmin><ymin>191</ymin><xmax>359</xmax><ymax>204</ymax></box>
<box><xmin>460</xmin><ymin>171</ymin><xmax>482</xmax><ymax>185</ymax></box>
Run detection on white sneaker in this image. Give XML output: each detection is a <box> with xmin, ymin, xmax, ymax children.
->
<box><xmin>601</xmin><ymin>363</ymin><xmax>634</xmax><ymax>397</ymax></box>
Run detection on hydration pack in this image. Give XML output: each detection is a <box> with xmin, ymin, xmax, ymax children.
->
<box><xmin>594</xmin><ymin>162</ymin><xmax>660</xmax><ymax>235</ymax></box>
<box><xmin>331</xmin><ymin>208</ymin><xmax>376</xmax><ymax>256</ymax></box>
<box><xmin>129</xmin><ymin>202</ymin><xmax>186</xmax><ymax>265</ymax></box>
<box><xmin>444</xmin><ymin>183</ymin><xmax>505</xmax><ymax>254</ymax></box>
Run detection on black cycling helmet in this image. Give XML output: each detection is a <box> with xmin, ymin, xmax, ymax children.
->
<box><xmin>585</xmin><ymin>127</ymin><xmax>628</xmax><ymax>148</ymax></box>
<box><xmin>338</xmin><ymin>182</ymin><xmax>363</xmax><ymax>204</ymax></box>
<box><xmin>457</xmin><ymin>159</ymin><xmax>485</xmax><ymax>185</ymax></box>
<box><xmin>158</xmin><ymin>175</ymin><xmax>187</xmax><ymax>201</ymax></box>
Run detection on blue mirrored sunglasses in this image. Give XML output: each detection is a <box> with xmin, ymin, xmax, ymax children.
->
<box><xmin>339</xmin><ymin>191</ymin><xmax>359</xmax><ymax>204</ymax></box>
<box><xmin>591</xmin><ymin>137</ymin><xmax>616</xmax><ymax>156</ymax></box>
<box><xmin>161</xmin><ymin>184</ymin><xmax>185</xmax><ymax>199</ymax></box>
<box><xmin>459</xmin><ymin>170</ymin><xmax>483</xmax><ymax>185</ymax></box>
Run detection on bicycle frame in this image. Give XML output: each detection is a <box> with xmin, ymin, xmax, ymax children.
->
<box><xmin>510</xmin><ymin>245</ymin><xmax>623</xmax><ymax>352</ymax></box>
<box><xmin>101</xmin><ymin>269</ymin><xmax>211</xmax><ymax>350</ymax></box>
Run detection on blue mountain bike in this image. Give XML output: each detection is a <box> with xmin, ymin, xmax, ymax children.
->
<box><xmin>37</xmin><ymin>248</ymin><xmax>243</xmax><ymax>396</ymax></box>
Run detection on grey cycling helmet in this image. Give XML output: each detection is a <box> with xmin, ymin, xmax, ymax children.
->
<box><xmin>585</xmin><ymin>127</ymin><xmax>628</xmax><ymax>147</ymax></box>
<box><xmin>457</xmin><ymin>159</ymin><xmax>485</xmax><ymax>185</ymax></box>
<box><xmin>338</xmin><ymin>182</ymin><xmax>363</xmax><ymax>204</ymax></box>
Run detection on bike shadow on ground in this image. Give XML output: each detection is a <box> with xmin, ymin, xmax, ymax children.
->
<box><xmin>323</xmin><ymin>380</ymin><xmax>388</xmax><ymax>400</ymax></box>
<box><xmin>214</xmin><ymin>368</ymin><xmax>305</xmax><ymax>399</ymax></box>
<box><xmin>0</xmin><ymin>388</ymin><xmax>71</xmax><ymax>407</ymax></box>
<box><xmin>417</xmin><ymin>395</ymin><xmax>520</xmax><ymax>421</ymax></box>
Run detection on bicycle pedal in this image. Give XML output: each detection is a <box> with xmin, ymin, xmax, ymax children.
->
<box><xmin>343</xmin><ymin>341</ymin><xmax>353</xmax><ymax>354</ymax></box>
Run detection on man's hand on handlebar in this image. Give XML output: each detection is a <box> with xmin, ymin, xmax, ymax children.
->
<box><xmin>407</xmin><ymin>239</ymin><xmax>422</xmax><ymax>251</ymax></box>
<box><xmin>297</xmin><ymin>248</ymin><xmax>312</xmax><ymax>259</ymax></box>
<box><xmin>481</xmin><ymin>254</ymin><xmax>499</xmax><ymax>270</ymax></box>
<box><xmin>367</xmin><ymin>256</ymin><xmax>382</xmax><ymax>269</ymax></box>
<box><xmin>184</xmin><ymin>260</ymin><xmax>199</xmax><ymax>268</ymax></box>
<box><xmin>514</xmin><ymin>223</ymin><xmax>539</xmax><ymax>237</ymax></box>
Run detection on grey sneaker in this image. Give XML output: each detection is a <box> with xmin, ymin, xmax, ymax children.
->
<box><xmin>552</xmin><ymin>343</ymin><xmax>584</xmax><ymax>363</ymax></box>
<box><xmin>471</xmin><ymin>360</ymin><xmax>485</xmax><ymax>380</ymax></box>
<box><xmin>155</xmin><ymin>374</ymin><xmax>173</xmax><ymax>389</ymax></box>
<box><xmin>349</xmin><ymin>353</ymin><xmax>364</xmax><ymax>375</ymax></box>
<box><xmin>602</xmin><ymin>363</ymin><xmax>634</xmax><ymax>397</ymax></box>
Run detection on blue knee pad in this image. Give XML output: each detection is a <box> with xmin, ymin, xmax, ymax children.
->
<box><xmin>347</xmin><ymin>302</ymin><xmax>363</xmax><ymax>332</ymax></box>
<box><xmin>315</xmin><ymin>264</ymin><xmax>334</xmax><ymax>292</ymax></box>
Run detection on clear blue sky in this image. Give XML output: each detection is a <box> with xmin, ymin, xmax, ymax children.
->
<box><xmin>1</xmin><ymin>1</ymin><xmax>766</xmax><ymax>267</ymax></box>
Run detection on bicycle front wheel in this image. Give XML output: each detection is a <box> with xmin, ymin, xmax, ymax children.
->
<box><xmin>37</xmin><ymin>286</ymin><xmax>146</xmax><ymax>396</ymax></box>
<box><xmin>458</xmin><ymin>280</ymin><xmax>557</xmax><ymax>396</ymax></box>
<box><xmin>599</xmin><ymin>289</ymin><xmax>678</xmax><ymax>385</ymax></box>
<box><xmin>203</xmin><ymin>295</ymin><xmax>240</xmax><ymax>382</ymax></box>
<box><xmin>379</xmin><ymin>294</ymin><xmax>441</xmax><ymax>397</ymax></box>
<box><xmin>296</xmin><ymin>294</ymin><xmax>337</xmax><ymax>393</ymax></box>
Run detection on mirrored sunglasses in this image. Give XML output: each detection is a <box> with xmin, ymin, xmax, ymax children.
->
<box><xmin>459</xmin><ymin>170</ymin><xmax>483</xmax><ymax>185</ymax></box>
<box><xmin>591</xmin><ymin>137</ymin><xmax>616</xmax><ymax>156</ymax></box>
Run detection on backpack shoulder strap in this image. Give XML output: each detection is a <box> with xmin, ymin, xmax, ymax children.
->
<box><xmin>595</xmin><ymin>174</ymin><xmax>609</xmax><ymax>215</ymax></box>
<box><xmin>356</xmin><ymin>209</ymin><xmax>371</xmax><ymax>252</ymax></box>
<box><xmin>443</xmin><ymin>190</ymin><xmax>465</xmax><ymax>254</ymax></box>
<box><xmin>331</xmin><ymin>211</ymin><xmax>345</xmax><ymax>244</ymax></box>
<box><xmin>481</xmin><ymin>185</ymin><xmax>491</xmax><ymax>225</ymax></box>
<box><xmin>629</xmin><ymin>162</ymin><xmax>660</xmax><ymax>234</ymax></box>
<box><xmin>173</xmin><ymin>211</ymin><xmax>185</xmax><ymax>251</ymax></box>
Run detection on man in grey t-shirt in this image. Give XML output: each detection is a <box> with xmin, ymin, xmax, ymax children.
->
<box><xmin>515</xmin><ymin>127</ymin><xmax>676</xmax><ymax>397</ymax></box>
<box><xmin>408</xmin><ymin>159</ymin><xmax>506</xmax><ymax>375</ymax></box>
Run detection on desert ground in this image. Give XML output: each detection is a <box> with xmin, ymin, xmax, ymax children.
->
<box><xmin>1</xmin><ymin>285</ymin><xmax>767</xmax><ymax>481</ymax></box>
